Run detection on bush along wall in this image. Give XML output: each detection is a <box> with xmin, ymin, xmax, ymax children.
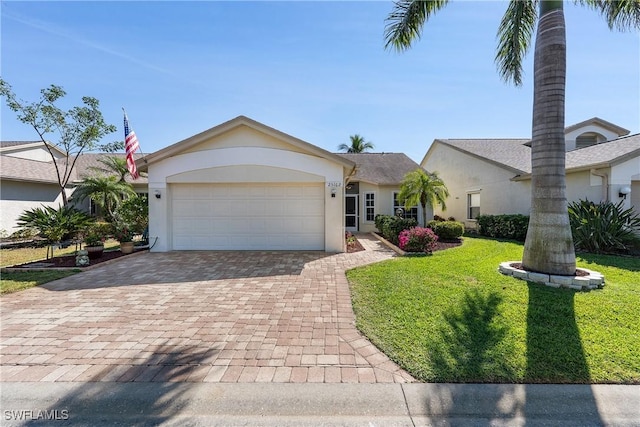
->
<box><xmin>426</xmin><ymin>220</ymin><xmax>464</xmax><ymax>240</ymax></box>
<box><xmin>476</xmin><ymin>214</ymin><xmax>529</xmax><ymax>241</ymax></box>
<box><xmin>374</xmin><ymin>214</ymin><xmax>418</xmax><ymax>245</ymax></box>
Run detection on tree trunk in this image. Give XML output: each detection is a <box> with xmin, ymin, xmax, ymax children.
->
<box><xmin>522</xmin><ymin>2</ymin><xmax>576</xmax><ymax>275</ymax></box>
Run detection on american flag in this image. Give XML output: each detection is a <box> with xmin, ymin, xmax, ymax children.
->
<box><xmin>123</xmin><ymin>112</ymin><xmax>140</xmax><ymax>179</ymax></box>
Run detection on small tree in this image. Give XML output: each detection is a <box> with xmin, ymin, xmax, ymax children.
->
<box><xmin>89</xmin><ymin>155</ymin><xmax>147</xmax><ymax>183</ymax></box>
<box><xmin>0</xmin><ymin>80</ymin><xmax>122</xmax><ymax>206</ymax></box>
<box><xmin>398</xmin><ymin>169</ymin><xmax>449</xmax><ymax>227</ymax></box>
<box><xmin>72</xmin><ymin>176</ymin><xmax>136</xmax><ymax>222</ymax></box>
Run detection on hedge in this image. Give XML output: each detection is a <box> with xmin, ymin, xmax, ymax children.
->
<box><xmin>426</xmin><ymin>220</ymin><xmax>464</xmax><ymax>240</ymax></box>
<box><xmin>374</xmin><ymin>214</ymin><xmax>418</xmax><ymax>245</ymax></box>
<box><xmin>476</xmin><ymin>214</ymin><xmax>529</xmax><ymax>241</ymax></box>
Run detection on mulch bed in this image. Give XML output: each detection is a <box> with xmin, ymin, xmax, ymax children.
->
<box><xmin>347</xmin><ymin>237</ymin><xmax>366</xmax><ymax>253</ymax></box>
<box><xmin>10</xmin><ymin>250</ymin><xmax>136</xmax><ymax>269</ymax></box>
<box><xmin>433</xmin><ymin>239</ymin><xmax>463</xmax><ymax>252</ymax></box>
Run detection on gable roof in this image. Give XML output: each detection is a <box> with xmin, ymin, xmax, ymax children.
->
<box><xmin>336</xmin><ymin>153</ymin><xmax>421</xmax><ymax>185</ymax></box>
<box><xmin>0</xmin><ymin>148</ymin><xmax>147</xmax><ymax>185</ymax></box>
<box><xmin>0</xmin><ymin>140</ymin><xmax>67</xmax><ymax>157</ymax></box>
<box><xmin>426</xmin><ymin>139</ymin><xmax>532</xmax><ymax>174</ymax></box>
<box><xmin>0</xmin><ymin>155</ymin><xmax>61</xmax><ymax>184</ymax></box>
<box><xmin>564</xmin><ymin>117</ymin><xmax>630</xmax><ymax>136</ymax></box>
<box><xmin>138</xmin><ymin>115</ymin><xmax>355</xmax><ymax>171</ymax></box>
<box><xmin>0</xmin><ymin>141</ymin><xmax>41</xmax><ymax>148</ymax></box>
<box><xmin>565</xmin><ymin>133</ymin><xmax>640</xmax><ymax>170</ymax></box>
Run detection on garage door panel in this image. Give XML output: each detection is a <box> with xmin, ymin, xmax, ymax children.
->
<box><xmin>172</xmin><ymin>183</ymin><xmax>324</xmax><ymax>250</ymax></box>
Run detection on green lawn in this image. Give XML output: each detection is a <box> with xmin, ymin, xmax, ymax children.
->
<box><xmin>347</xmin><ymin>236</ymin><xmax>640</xmax><ymax>384</ymax></box>
<box><xmin>1</xmin><ymin>270</ymin><xmax>79</xmax><ymax>294</ymax></box>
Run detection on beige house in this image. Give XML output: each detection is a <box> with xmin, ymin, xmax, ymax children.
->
<box><xmin>337</xmin><ymin>153</ymin><xmax>425</xmax><ymax>233</ymax></box>
<box><xmin>139</xmin><ymin>116</ymin><xmax>424</xmax><ymax>253</ymax></box>
<box><xmin>421</xmin><ymin>118</ymin><xmax>640</xmax><ymax>228</ymax></box>
<box><xmin>0</xmin><ymin>141</ymin><xmax>147</xmax><ymax>234</ymax></box>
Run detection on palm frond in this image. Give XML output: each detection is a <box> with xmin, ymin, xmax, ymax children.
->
<box><xmin>496</xmin><ymin>0</ymin><xmax>538</xmax><ymax>86</ymax></box>
<box><xmin>385</xmin><ymin>0</ymin><xmax>450</xmax><ymax>51</ymax></box>
<box><xmin>577</xmin><ymin>0</ymin><xmax>640</xmax><ymax>30</ymax></box>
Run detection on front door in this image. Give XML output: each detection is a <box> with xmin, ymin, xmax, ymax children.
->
<box><xmin>345</xmin><ymin>194</ymin><xmax>358</xmax><ymax>232</ymax></box>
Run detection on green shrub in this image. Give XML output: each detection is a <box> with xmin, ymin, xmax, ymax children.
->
<box><xmin>17</xmin><ymin>205</ymin><xmax>93</xmax><ymax>244</ymax></box>
<box><xmin>398</xmin><ymin>227</ymin><xmax>438</xmax><ymax>253</ymax></box>
<box><xmin>476</xmin><ymin>214</ymin><xmax>529</xmax><ymax>241</ymax></box>
<box><xmin>374</xmin><ymin>214</ymin><xmax>418</xmax><ymax>245</ymax></box>
<box><xmin>114</xmin><ymin>194</ymin><xmax>148</xmax><ymax>234</ymax></box>
<box><xmin>568</xmin><ymin>199</ymin><xmax>640</xmax><ymax>253</ymax></box>
<box><xmin>427</xmin><ymin>220</ymin><xmax>464</xmax><ymax>240</ymax></box>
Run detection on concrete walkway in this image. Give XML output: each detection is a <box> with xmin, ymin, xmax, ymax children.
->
<box><xmin>1</xmin><ymin>234</ymin><xmax>412</xmax><ymax>384</ymax></box>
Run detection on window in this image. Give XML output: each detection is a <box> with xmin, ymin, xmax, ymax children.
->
<box><xmin>468</xmin><ymin>192</ymin><xmax>480</xmax><ymax>219</ymax></box>
<box><xmin>393</xmin><ymin>193</ymin><xmax>418</xmax><ymax>221</ymax></box>
<box><xmin>364</xmin><ymin>193</ymin><xmax>375</xmax><ymax>222</ymax></box>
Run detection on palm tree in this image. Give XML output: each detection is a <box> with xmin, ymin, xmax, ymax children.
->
<box><xmin>338</xmin><ymin>134</ymin><xmax>375</xmax><ymax>153</ymax></box>
<box><xmin>89</xmin><ymin>155</ymin><xmax>146</xmax><ymax>183</ymax></box>
<box><xmin>385</xmin><ymin>0</ymin><xmax>639</xmax><ymax>276</ymax></box>
<box><xmin>398</xmin><ymin>169</ymin><xmax>449</xmax><ymax>227</ymax></box>
<box><xmin>72</xmin><ymin>176</ymin><xmax>136</xmax><ymax>221</ymax></box>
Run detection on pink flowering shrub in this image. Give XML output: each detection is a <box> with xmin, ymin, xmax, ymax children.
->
<box><xmin>398</xmin><ymin>227</ymin><xmax>438</xmax><ymax>253</ymax></box>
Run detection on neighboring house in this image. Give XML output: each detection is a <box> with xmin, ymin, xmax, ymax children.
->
<box><xmin>421</xmin><ymin>117</ymin><xmax>640</xmax><ymax>229</ymax></box>
<box><xmin>336</xmin><ymin>153</ymin><xmax>425</xmax><ymax>233</ymax></box>
<box><xmin>0</xmin><ymin>141</ymin><xmax>147</xmax><ymax>234</ymax></box>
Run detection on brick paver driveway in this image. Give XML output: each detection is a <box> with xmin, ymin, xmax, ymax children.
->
<box><xmin>1</xmin><ymin>235</ymin><xmax>414</xmax><ymax>384</ymax></box>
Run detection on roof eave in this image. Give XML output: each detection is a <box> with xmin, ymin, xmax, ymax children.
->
<box><xmin>138</xmin><ymin>116</ymin><xmax>355</xmax><ymax>170</ymax></box>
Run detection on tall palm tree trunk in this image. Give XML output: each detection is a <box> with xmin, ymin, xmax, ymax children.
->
<box><xmin>522</xmin><ymin>1</ymin><xmax>576</xmax><ymax>275</ymax></box>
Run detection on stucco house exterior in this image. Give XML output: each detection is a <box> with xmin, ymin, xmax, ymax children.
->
<box><xmin>138</xmin><ymin>116</ymin><xmax>424</xmax><ymax>253</ymax></box>
<box><xmin>0</xmin><ymin>141</ymin><xmax>147</xmax><ymax>234</ymax></box>
<box><xmin>337</xmin><ymin>152</ymin><xmax>426</xmax><ymax>233</ymax></box>
<box><xmin>420</xmin><ymin>118</ymin><xmax>640</xmax><ymax>229</ymax></box>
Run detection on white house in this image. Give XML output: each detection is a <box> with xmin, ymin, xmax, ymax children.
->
<box><xmin>420</xmin><ymin>118</ymin><xmax>640</xmax><ymax>228</ymax></box>
<box><xmin>138</xmin><ymin>116</ymin><xmax>424</xmax><ymax>253</ymax></box>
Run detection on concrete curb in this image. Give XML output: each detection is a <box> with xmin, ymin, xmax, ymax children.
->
<box><xmin>1</xmin><ymin>382</ymin><xmax>638</xmax><ymax>426</ymax></box>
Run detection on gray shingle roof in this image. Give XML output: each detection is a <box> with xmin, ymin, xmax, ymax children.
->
<box><xmin>565</xmin><ymin>133</ymin><xmax>640</xmax><ymax>169</ymax></box>
<box><xmin>0</xmin><ymin>155</ymin><xmax>61</xmax><ymax>183</ymax></box>
<box><xmin>435</xmin><ymin>139</ymin><xmax>532</xmax><ymax>173</ymax></box>
<box><xmin>0</xmin><ymin>141</ymin><xmax>41</xmax><ymax>148</ymax></box>
<box><xmin>1</xmin><ymin>144</ymin><xmax>147</xmax><ymax>185</ymax></box>
<box><xmin>435</xmin><ymin>133</ymin><xmax>640</xmax><ymax>176</ymax></box>
<box><xmin>336</xmin><ymin>153</ymin><xmax>421</xmax><ymax>185</ymax></box>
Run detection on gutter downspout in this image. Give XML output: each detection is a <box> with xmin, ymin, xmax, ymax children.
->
<box><xmin>590</xmin><ymin>169</ymin><xmax>609</xmax><ymax>202</ymax></box>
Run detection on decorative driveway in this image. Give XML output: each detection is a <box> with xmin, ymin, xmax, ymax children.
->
<box><xmin>0</xmin><ymin>235</ymin><xmax>414</xmax><ymax>384</ymax></box>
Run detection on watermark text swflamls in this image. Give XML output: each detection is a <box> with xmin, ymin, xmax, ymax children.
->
<box><xmin>4</xmin><ymin>409</ymin><xmax>69</xmax><ymax>421</ymax></box>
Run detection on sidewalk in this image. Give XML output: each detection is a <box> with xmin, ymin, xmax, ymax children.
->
<box><xmin>2</xmin><ymin>382</ymin><xmax>639</xmax><ymax>426</ymax></box>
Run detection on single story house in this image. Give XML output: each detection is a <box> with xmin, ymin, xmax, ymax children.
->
<box><xmin>420</xmin><ymin>117</ymin><xmax>640</xmax><ymax>228</ymax></box>
<box><xmin>0</xmin><ymin>141</ymin><xmax>147</xmax><ymax>235</ymax></box>
<box><xmin>138</xmin><ymin>116</ymin><xmax>424</xmax><ymax>253</ymax></box>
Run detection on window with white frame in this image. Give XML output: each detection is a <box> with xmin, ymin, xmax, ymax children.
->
<box><xmin>468</xmin><ymin>192</ymin><xmax>480</xmax><ymax>219</ymax></box>
<box><xmin>364</xmin><ymin>192</ymin><xmax>375</xmax><ymax>222</ymax></box>
<box><xmin>393</xmin><ymin>192</ymin><xmax>418</xmax><ymax>221</ymax></box>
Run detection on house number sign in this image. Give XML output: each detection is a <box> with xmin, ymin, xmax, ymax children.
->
<box><xmin>327</xmin><ymin>182</ymin><xmax>342</xmax><ymax>188</ymax></box>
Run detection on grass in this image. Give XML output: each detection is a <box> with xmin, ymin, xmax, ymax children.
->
<box><xmin>1</xmin><ymin>270</ymin><xmax>79</xmax><ymax>294</ymax></box>
<box><xmin>347</xmin><ymin>236</ymin><xmax>640</xmax><ymax>384</ymax></box>
<box><xmin>0</xmin><ymin>239</ymin><xmax>119</xmax><ymax>268</ymax></box>
<box><xmin>0</xmin><ymin>239</ymin><xmax>118</xmax><ymax>294</ymax></box>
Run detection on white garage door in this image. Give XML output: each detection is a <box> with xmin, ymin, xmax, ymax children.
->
<box><xmin>171</xmin><ymin>183</ymin><xmax>324</xmax><ymax>250</ymax></box>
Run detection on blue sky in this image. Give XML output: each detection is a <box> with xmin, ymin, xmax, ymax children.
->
<box><xmin>1</xmin><ymin>1</ymin><xmax>638</xmax><ymax>163</ymax></box>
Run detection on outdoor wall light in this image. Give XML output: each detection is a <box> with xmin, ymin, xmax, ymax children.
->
<box><xmin>331</xmin><ymin>188</ymin><xmax>337</xmax><ymax>198</ymax></box>
<box><xmin>155</xmin><ymin>190</ymin><xmax>161</xmax><ymax>199</ymax></box>
<box><xmin>619</xmin><ymin>186</ymin><xmax>631</xmax><ymax>199</ymax></box>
